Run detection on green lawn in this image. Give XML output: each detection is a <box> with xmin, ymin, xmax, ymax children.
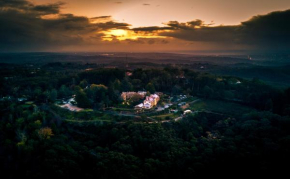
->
<box><xmin>189</xmin><ymin>99</ymin><xmax>256</xmax><ymax>116</ymax></box>
<box><xmin>189</xmin><ymin>101</ymin><xmax>206</xmax><ymax>111</ymax></box>
<box><xmin>95</xmin><ymin>114</ymin><xmax>114</xmax><ymax>121</ymax></box>
<box><xmin>184</xmin><ymin>96</ymin><xmax>198</xmax><ymax>102</ymax></box>
<box><xmin>64</xmin><ymin>119</ymin><xmax>111</xmax><ymax>127</ymax></box>
<box><xmin>65</xmin><ymin>114</ymin><xmax>113</xmax><ymax>123</ymax></box>
<box><xmin>20</xmin><ymin>104</ymin><xmax>32</xmax><ymax>108</ymax></box>
<box><xmin>25</xmin><ymin>101</ymin><xmax>34</xmax><ymax>105</ymax></box>
<box><xmin>82</xmin><ymin>109</ymin><xmax>94</xmax><ymax>112</ymax></box>
<box><xmin>151</xmin><ymin>113</ymin><xmax>178</xmax><ymax>120</ymax></box>
<box><xmin>112</xmin><ymin>107</ymin><xmax>135</xmax><ymax>112</ymax></box>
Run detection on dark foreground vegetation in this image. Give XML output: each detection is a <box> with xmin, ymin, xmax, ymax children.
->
<box><xmin>1</xmin><ymin>60</ymin><xmax>290</xmax><ymax>178</ymax></box>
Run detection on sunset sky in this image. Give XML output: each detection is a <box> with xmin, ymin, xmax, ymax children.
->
<box><xmin>1</xmin><ymin>0</ymin><xmax>290</xmax><ymax>52</ymax></box>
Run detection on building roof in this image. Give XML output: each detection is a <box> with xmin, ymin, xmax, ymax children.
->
<box><xmin>135</xmin><ymin>103</ymin><xmax>144</xmax><ymax>108</ymax></box>
<box><xmin>184</xmin><ymin>110</ymin><xmax>192</xmax><ymax>114</ymax></box>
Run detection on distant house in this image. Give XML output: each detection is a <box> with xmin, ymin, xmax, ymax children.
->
<box><xmin>134</xmin><ymin>93</ymin><xmax>160</xmax><ymax>110</ymax></box>
<box><xmin>137</xmin><ymin>91</ymin><xmax>147</xmax><ymax>97</ymax></box>
<box><xmin>183</xmin><ymin>110</ymin><xmax>192</xmax><ymax>115</ymax></box>
<box><xmin>126</xmin><ymin>71</ymin><xmax>133</xmax><ymax>76</ymax></box>
<box><xmin>171</xmin><ymin>109</ymin><xmax>178</xmax><ymax>113</ymax></box>
<box><xmin>134</xmin><ymin>103</ymin><xmax>144</xmax><ymax>111</ymax></box>
<box><xmin>18</xmin><ymin>97</ymin><xmax>28</xmax><ymax>102</ymax></box>
<box><xmin>155</xmin><ymin>92</ymin><xmax>163</xmax><ymax>96</ymax></box>
<box><xmin>164</xmin><ymin>104</ymin><xmax>172</xmax><ymax>108</ymax></box>
<box><xmin>143</xmin><ymin>101</ymin><xmax>152</xmax><ymax>109</ymax></box>
<box><xmin>60</xmin><ymin>104</ymin><xmax>84</xmax><ymax>112</ymax></box>
<box><xmin>178</xmin><ymin>102</ymin><xmax>186</xmax><ymax>106</ymax></box>
<box><xmin>121</xmin><ymin>91</ymin><xmax>147</xmax><ymax>101</ymax></box>
<box><xmin>0</xmin><ymin>96</ymin><xmax>12</xmax><ymax>101</ymax></box>
<box><xmin>121</xmin><ymin>92</ymin><xmax>136</xmax><ymax>101</ymax></box>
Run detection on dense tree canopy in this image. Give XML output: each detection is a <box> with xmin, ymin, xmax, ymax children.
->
<box><xmin>1</xmin><ymin>63</ymin><xmax>290</xmax><ymax>178</ymax></box>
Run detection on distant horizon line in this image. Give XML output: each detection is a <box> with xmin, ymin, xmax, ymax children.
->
<box><xmin>0</xmin><ymin>50</ymin><xmax>289</xmax><ymax>55</ymax></box>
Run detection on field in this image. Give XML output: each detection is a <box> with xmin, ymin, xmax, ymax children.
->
<box><xmin>151</xmin><ymin>113</ymin><xmax>179</xmax><ymax>120</ymax></box>
<box><xmin>189</xmin><ymin>99</ymin><xmax>256</xmax><ymax>116</ymax></box>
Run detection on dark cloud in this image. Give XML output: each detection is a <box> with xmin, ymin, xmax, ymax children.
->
<box><xmin>239</xmin><ymin>10</ymin><xmax>290</xmax><ymax>45</ymax></box>
<box><xmin>0</xmin><ymin>0</ymin><xmax>31</xmax><ymax>8</ymax></box>
<box><xmin>132</xmin><ymin>26</ymin><xmax>174</xmax><ymax>32</ymax></box>
<box><xmin>161</xmin><ymin>25</ymin><xmax>237</xmax><ymax>42</ymax></box>
<box><xmin>0</xmin><ymin>0</ymin><xmax>65</xmax><ymax>15</ymax></box>
<box><xmin>31</xmin><ymin>2</ymin><xmax>65</xmax><ymax>15</ymax></box>
<box><xmin>0</xmin><ymin>11</ymin><xmax>88</xmax><ymax>50</ymax></box>
<box><xmin>160</xmin><ymin>10</ymin><xmax>290</xmax><ymax>51</ymax></box>
<box><xmin>0</xmin><ymin>0</ymin><xmax>130</xmax><ymax>51</ymax></box>
<box><xmin>187</xmin><ymin>20</ymin><xmax>203</xmax><ymax>26</ymax></box>
<box><xmin>165</xmin><ymin>19</ymin><xmax>205</xmax><ymax>30</ymax></box>
<box><xmin>143</xmin><ymin>4</ymin><xmax>150</xmax><ymax>6</ymax></box>
<box><xmin>114</xmin><ymin>2</ymin><xmax>122</xmax><ymax>4</ymax></box>
<box><xmin>96</xmin><ymin>21</ymin><xmax>130</xmax><ymax>30</ymax></box>
<box><xmin>91</xmin><ymin>16</ymin><xmax>112</xmax><ymax>20</ymax></box>
<box><xmin>1</xmin><ymin>0</ymin><xmax>289</xmax><ymax>52</ymax></box>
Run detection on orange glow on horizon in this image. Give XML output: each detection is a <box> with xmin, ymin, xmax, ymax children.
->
<box><xmin>101</xmin><ymin>29</ymin><xmax>168</xmax><ymax>41</ymax></box>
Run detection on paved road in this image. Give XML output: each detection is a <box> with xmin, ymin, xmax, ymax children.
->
<box><xmin>65</xmin><ymin>98</ymin><xmax>203</xmax><ymax>124</ymax></box>
<box><xmin>174</xmin><ymin>116</ymin><xmax>183</xmax><ymax>121</ymax></box>
<box><xmin>189</xmin><ymin>99</ymin><xmax>201</xmax><ymax>104</ymax></box>
<box><xmin>103</xmin><ymin>110</ymin><xmax>138</xmax><ymax>117</ymax></box>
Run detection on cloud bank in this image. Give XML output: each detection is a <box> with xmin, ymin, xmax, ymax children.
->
<box><xmin>159</xmin><ymin>10</ymin><xmax>290</xmax><ymax>51</ymax></box>
<box><xmin>0</xmin><ymin>0</ymin><xmax>289</xmax><ymax>52</ymax></box>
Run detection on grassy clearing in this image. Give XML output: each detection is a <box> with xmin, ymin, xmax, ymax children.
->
<box><xmin>21</xmin><ymin>104</ymin><xmax>32</xmax><ymax>108</ymax></box>
<box><xmin>82</xmin><ymin>109</ymin><xmax>94</xmax><ymax>112</ymax></box>
<box><xmin>112</xmin><ymin>107</ymin><xmax>135</xmax><ymax>112</ymax></box>
<box><xmin>189</xmin><ymin>99</ymin><xmax>255</xmax><ymax>116</ymax></box>
<box><xmin>65</xmin><ymin>114</ymin><xmax>113</xmax><ymax>123</ymax></box>
<box><xmin>64</xmin><ymin>119</ymin><xmax>111</xmax><ymax>127</ymax></box>
<box><xmin>95</xmin><ymin>114</ymin><xmax>114</xmax><ymax>121</ymax></box>
<box><xmin>25</xmin><ymin>101</ymin><xmax>34</xmax><ymax>105</ymax></box>
<box><xmin>151</xmin><ymin>113</ymin><xmax>178</xmax><ymax>120</ymax></box>
<box><xmin>184</xmin><ymin>96</ymin><xmax>198</xmax><ymax>102</ymax></box>
<box><xmin>189</xmin><ymin>101</ymin><xmax>207</xmax><ymax>111</ymax></box>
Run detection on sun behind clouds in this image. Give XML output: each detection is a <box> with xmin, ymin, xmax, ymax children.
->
<box><xmin>101</xmin><ymin>29</ymin><xmax>167</xmax><ymax>41</ymax></box>
<box><xmin>110</xmin><ymin>29</ymin><xmax>128</xmax><ymax>36</ymax></box>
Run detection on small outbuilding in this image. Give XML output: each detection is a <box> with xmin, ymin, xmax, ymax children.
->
<box><xmin>183</xmin><ymin>110</ymin><xmax>192</xmax><ymax>115</ymax></box>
